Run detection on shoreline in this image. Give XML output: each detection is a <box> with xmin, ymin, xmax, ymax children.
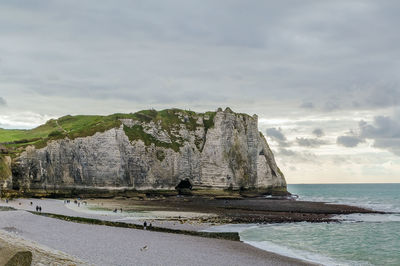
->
<box><xmin>0</xmin><ymin>204</ymin><xmax>317</xmax><ymax>265</ymax></box>
<box><xmin>70</xmin><ymin>195</ymin><xmax>382</xmax><ymax>224</ymax></box>
<box><xmin>0</xmin><ymin>197</ymin><xmax>382</xmax><ymax>265</ymax></box>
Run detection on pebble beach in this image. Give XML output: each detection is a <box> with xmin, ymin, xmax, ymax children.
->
<box><xmin>0</xmin><ymin>198</ymin><xmax>314</xmax><ymax>265</ymax></box>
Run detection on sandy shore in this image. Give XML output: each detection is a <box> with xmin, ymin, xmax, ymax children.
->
<box><xmin>0</xmin><ymin>207</ymin><xmax>314</xmax><ymax>266</ymax></box>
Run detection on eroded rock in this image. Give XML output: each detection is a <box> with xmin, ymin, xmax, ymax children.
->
<box><xmin>10</xmin><ymin>109</ymin><xmax>286</xmax><ymax>194</ymax></box>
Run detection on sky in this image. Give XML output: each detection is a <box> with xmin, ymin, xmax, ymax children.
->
<box><xmin>1</xmin><ymin>0</ymin><xmax>400</xmax><ymax>184</ymax></box>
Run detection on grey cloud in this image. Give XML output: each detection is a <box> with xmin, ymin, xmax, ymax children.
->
<box><xmin>1</xmin><ymin>0</ymin><xmax>400</xmax><ymax>119</ymax></box>
<box><xmin>358</xmin><ymin>114</ymin><xmax>400</xmax><ymax>155</ymax></box>
<box><xmin>337</xmin><ymin>135</ymin><xmax>364</xmax><ymax>147</ymax></box>
<box><xmin>266</xmin><ymin>128</ymin><xmax>287</xmax><ymax>142</ymax></box>
<box><xmin>0</xmin><ymin>97</ymin><xmax>6</xmax><ymax>106</ymax></box>
<box><xmin>364</xmin><ymin>85</ymin><xmax>400</xmax><ymax>108</ymax></box>
<box><xmin>331</xmin><ymin>156</ymin><xmax>351</xmax><ymax>165</ymax></box>
<box><xmin>299</xmin><ymin>101</ymin><xmax>314</xmax><ymax>109</ymax></box>
<box><xmin>359</xmin><ymin>116</ymin><xmax>400</xmax><ymax>139</ymax></box>
<box><xmin>312</xmin><ymin>128</ymin><xmax>324</xmax><ymax>137</ymax></box>
<box><xmin>337</xmin><ymin>112</ymin><xmax>400</xmax><ymax>153</ymax></box>
<box><xmin>278</xmin><ymin>148</ymin><xmax>296</xmax><ymax>157</ymax></box>
<box><xmin>323</xmin><ymin>100</ymin><xmax>340</xmax><ymax>112</ymax></box>
<box><xmin>296</xmin><ymin>137</ymin><xmax>327</xmax><ymax>147</ymax></box>
<box><xmin>277</xmin><ymin>148</ymin><xmax>318</xmax><ymax>163</ymax></box>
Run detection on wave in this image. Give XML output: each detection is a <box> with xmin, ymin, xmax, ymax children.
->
<box><xmin>242</xmin><ymin>240</ymin><xmax>371</xmax><ymax>266</ymax></box>
<box><xmin>204</xmin><ymin>223</ymin><xmax>370</xmax><ymax>266</ymax></box>
<box><xmin>297</xmin><ymin>195</ymin><xmax>400</xmax><ymax>213</ymax></box>
<box><xmin>334</xmin><ymin>213</ymin><xmax>400</xmax><ymax>223</ymax></box>
<box><xmin>201</xmin><ymin>223</ymin><xmax>259</xmax><ymax>233</ymax></box>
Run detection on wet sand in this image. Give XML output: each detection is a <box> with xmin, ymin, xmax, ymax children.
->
<box><xmin>77</xmin><ymin>196</ymin><xmax>379</xmax><ymax>224</ymax></box>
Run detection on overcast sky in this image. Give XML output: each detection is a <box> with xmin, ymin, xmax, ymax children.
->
<box><xmin>1</xmin><ymin>0</ymin><xmax>399</xmax><ymax>183</ymax></box>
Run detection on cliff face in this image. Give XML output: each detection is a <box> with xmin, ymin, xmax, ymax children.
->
<box><xmin>9</xmin><ymin>108</ymin><xmax>286</xmax><ymax>192</ymax></box>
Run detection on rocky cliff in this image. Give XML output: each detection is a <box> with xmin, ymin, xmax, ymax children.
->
<box><xmin>2</xmin><ymin>108</ymin><xmax>286</xmax><ymax>195</ymax></box>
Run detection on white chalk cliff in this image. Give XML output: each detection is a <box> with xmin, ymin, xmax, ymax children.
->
<box><xmin>10</xmin><ymin>108</ymin><xmax>286</xmax><ymax>192</ymax></box>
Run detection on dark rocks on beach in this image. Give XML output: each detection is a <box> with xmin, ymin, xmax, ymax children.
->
<box><xmin>113</xmin><ymin>197</ymin><xmax>381</xmax><ymax>224</ymax></box>
<box><xmin>5</xmin><ymin>251</ymin><xmax>32</xmax><ymax>266</ymax></box>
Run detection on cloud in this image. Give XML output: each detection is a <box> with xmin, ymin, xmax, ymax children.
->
<box><xmin>0</xmin><ymin>111</ymin><xmax>54</xmax><ymax>129</ymax></box>
<box><xmin>276</xmin><ymin>148</ymin><xmax>318</xmax><ymax>163</ymax></box>
<box><xmin>0</xmin><ymin>97</ymin><xmax>6</xmax><ymax>106</ymax></box>
<box><xmin>312</xmin><ymin>128</ymin><xmax>324</xmax><ymax>137</ymax></box>
<box><xmin>364</xmin><ymin>85</ymin><xmax>400</xmax><ymax>108</ymax></box>
<box><xmin>266</xmin><ymin>127</ymin><xmax>287</xmax><ymax>142</ymax></box>
<box><xmin>296</xmin><ymin>137</ymin><xmax>327</xmax><ymax>147</ymax></box>
<box><xmin>299</xmin><ymin>101</ymin><xmax>314</xmax><ymax>109</ymax></box>
<box><xmin>358</xmin><ymin>114</ymin><xmax>400</xmax><ymax>155</ymax></box>
<box><xmin>278</xmin><ymin>148</ymin><xmax>296</xmax><ymax>157</ymax></box>
<box><xmin>1</xmin><ymin>0</ymin><xmax>400</xmax><ymax>122</ymax></box>
<box><xmin>323</xmin><ymin>100</ymin><xmax>340</xmax><ymax>112</ymax></box>
<box><xmin>337</xmin><ymin>135</ymin><xmax>364</xmax><ymax>147</ymax></box>
<box><xmin>336</xmin><ymin>112</ymin><xmax>400</xmax><ymax>154</ymax></box>
<box><xmin>2</xmin><ymin>0</ymin><xmax>400</xmax><ymax>183</ymax></box>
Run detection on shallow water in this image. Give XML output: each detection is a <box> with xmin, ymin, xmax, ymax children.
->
<box><xmin>220</xmin><ymin>184</ymin><xmax>400</xmax><ymax>266</ymax></box>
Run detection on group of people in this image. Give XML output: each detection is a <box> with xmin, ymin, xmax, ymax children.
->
<box><xmin>63</xmin><ymin>199</ymin><xmax>87</xmax><ymax>207</ymax></box>
<box><xmin>35</xmin><ymin>205</ymin><xmax>42</xmax><ymax>212</ymax></box>
<box><xmin>143</xmin><ymin>221</ymin><xmax>152</xmax><ymax>230</ymax></box>
<box><xmin>113</xmin><ymin>208</ymin><xmax>123</xmax><ymax>213</ymax></box>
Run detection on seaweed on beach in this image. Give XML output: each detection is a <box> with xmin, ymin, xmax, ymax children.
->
<box><xmin>0</xmin><ymin>206</ymin><xmax>15</xmax><ymax>211</ymax></box>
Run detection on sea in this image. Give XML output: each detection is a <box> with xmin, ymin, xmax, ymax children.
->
<box><xmin>207</xmin><ymin>183</ymin><xmax>400</xmax><ymax>266</ymax></box>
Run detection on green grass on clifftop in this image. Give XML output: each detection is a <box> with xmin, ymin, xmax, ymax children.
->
<box><xmin>0</xmin><ymin>108</ymin><xmax>218</xmax><ymax>156</ymax></box>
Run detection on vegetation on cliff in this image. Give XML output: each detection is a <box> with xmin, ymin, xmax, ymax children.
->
<box><xmin>0</xmin><ymin>108</ymin><xmax>217</xmax><ymax>157</ymax></box>
<box><xmin>123</xmin><ymin>124</ymin><xmax>183</xmax><ymax>152</ymax></box>
<box><xmin>0</xmin><ymin>156</ymin><xmax>10</xmax><ymax>181</ymax></box>
<box><xmin>1</xmin><ymin>108</ymin><xmax>287</xmax><ymax>195</ymax></box>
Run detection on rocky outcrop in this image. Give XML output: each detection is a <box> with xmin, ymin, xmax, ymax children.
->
<box><xmin>0</xmin><ymin>231</ymin><xmax>87</xmax><ymax>265</ymax></box>
<box><xmin>9</xmin><ymin>108</ymin><xmax>286</xmax><ymax>193</ymax></box>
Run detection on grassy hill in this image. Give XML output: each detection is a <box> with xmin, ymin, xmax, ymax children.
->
<box><xmin>0</xmin><ymin>109</ymin><xmax>217</xmax><ymax>157</ymax></box>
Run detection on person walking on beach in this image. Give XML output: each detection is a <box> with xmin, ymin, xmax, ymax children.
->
<box><xmin>143</xmin><ymin>221</ymin><xmax>147</xmax><ymax>230</ymax></box>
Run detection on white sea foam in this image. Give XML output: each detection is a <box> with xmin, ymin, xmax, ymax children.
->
<box><xmin>202</xmin><ymin>223</ymin><xmax>258</xmax><ymax>233</ymax></box>
<box><xmin>242</xmin><ymin>240</ymin><xmax>371</xmax><ymax>266</ymax></box>
<box><xmin>334</xmin><ymin>213</ymin><xmax>400</xmax><ymax>223</ymax></box>
<box><xmin>298</xmin><ymin>195</ymin><xmax>400</xmax><ymax>213</ymax></box>
<box><xmin>262</xmin><ymin>184</ymin><xmax>400</xmax><ymax>266</ymax></box>
<box><xmin>205</xmin><ymin>223</ymin><xmax>370</xmax><ymax>266</ymax></box>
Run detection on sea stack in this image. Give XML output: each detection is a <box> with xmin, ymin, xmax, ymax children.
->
<box><xmin>1</xmin><ymin>108</ymin><xmax>286</xmax><ymax>196</ymax></box>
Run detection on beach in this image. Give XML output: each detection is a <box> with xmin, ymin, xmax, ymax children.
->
<box><xmin>0</xmin><ymin>199</ymin><xmax>315</xmax><ymax>266</ymax></box>
<box><xmin>0</xmin><ymin>194</ymin><xmax>380</xmax><ymax>265</ymax></box>
<box><xmin>0</xmin><ymin>228</ymin><xmax>86</xmax><ymax>265</ymax></box>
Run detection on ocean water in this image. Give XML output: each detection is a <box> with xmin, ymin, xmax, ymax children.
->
<box><xmin>209</xmin><ymin>184</ymin><xmax>400</xmax><ymax>266</ymax></box>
